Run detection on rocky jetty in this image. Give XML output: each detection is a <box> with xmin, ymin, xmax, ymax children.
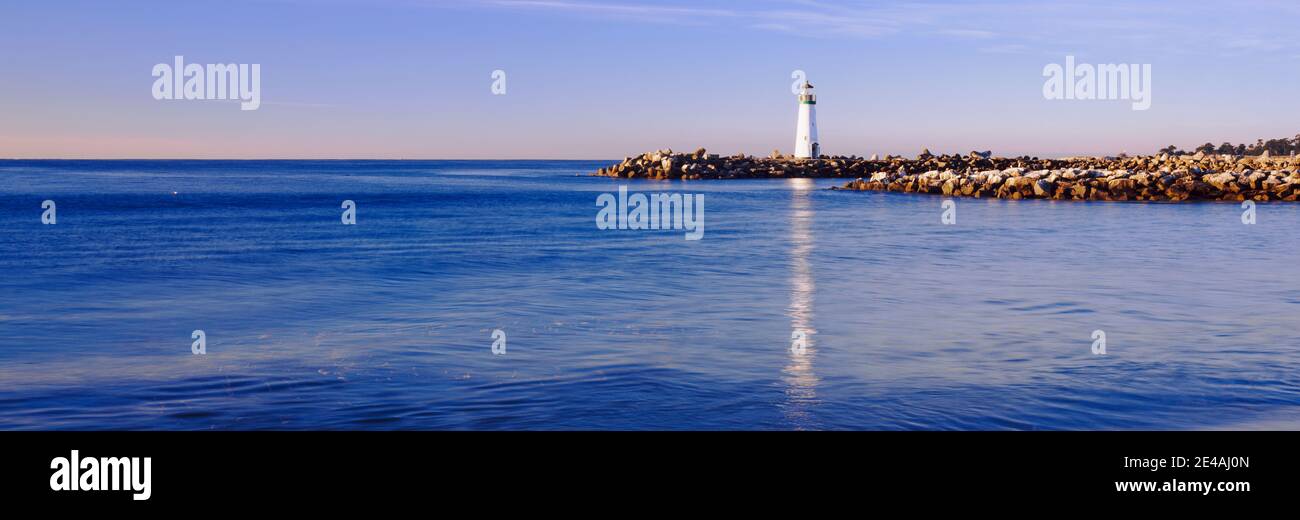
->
<box><xmin>594</xmin><ymin>148</ymin><xmax>1300</xmax><ymax>202</ymax></box>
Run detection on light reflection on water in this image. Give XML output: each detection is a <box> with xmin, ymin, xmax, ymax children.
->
<box><xmin>784</xmin><ymin>178</ymin><xmax>819</xmax><ymax>428</ymax></box>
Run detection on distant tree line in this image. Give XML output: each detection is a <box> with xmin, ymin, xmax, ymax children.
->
<box><xmin>1158</xmin><ymin>134</ymin><xmax>1300</xmax><ymax>156</ymax></box>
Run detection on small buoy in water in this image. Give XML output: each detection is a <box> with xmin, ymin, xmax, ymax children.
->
<box><xmin>172</xmin><ymin>191</ymin><xmax>178</xmax><ymax>196</ymax></box>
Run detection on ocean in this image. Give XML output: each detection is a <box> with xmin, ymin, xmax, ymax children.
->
<box><xmin>1</xmin><ymin>160</ymin><xmax>1298</xmax><ymax>430</ymax></box>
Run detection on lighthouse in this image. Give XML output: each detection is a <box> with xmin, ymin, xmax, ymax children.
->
<box><xmin>793</xmin><ymin>81</ymin><xmax>820</xmax><ymax>159</ymax></box>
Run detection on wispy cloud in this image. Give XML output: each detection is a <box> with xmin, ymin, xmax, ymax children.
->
<box><xmin>457</xmin><ymin>0</ymin><xmax>1299</xmax><ymax>58</ymax></box>
<box><xmin>938</xmin><ymin>29</ymin><xmax>997</xmax><ymax>39</ymax></box>
<box><xmin>473</xmin><ymin>0</ymin><xmax>945</xmax><ymax>38</ymax></box>
<box><xmin>978</xmin><ymin>43</ymin><xmax>1030</xmax><ymax>55</ymax></box>
<box><xmin>1223</xmin><ymin>38</ymin><xmax>1286</xmax><ymax>52</ymax></box>
<box><xmin>485</xmin><ymin>0</ymin><xmax>735</xmax><ymax>21</ymax></box>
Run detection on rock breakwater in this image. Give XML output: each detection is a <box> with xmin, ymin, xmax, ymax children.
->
<box><xmin>593</xmin><ymin>149</ymin><xmax>1300</xmax><ymax>201</ymax></box>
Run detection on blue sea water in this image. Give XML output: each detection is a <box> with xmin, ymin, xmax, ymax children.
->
<box><xmin>1</xmin><ymin>159</ymin><xmax>1298</xmax><ymax>430</ymax></box>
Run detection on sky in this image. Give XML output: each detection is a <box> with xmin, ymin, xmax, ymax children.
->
<box><xmin>1</xmin><ymin>0</ymin><xmax>1298</xmax><ymax>159</ymax></box>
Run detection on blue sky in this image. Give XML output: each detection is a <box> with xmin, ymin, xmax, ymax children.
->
<box><xmin>1</xmin><ymin>0</ymin><xmax>1297</xmax><ymax>159</ymax></box>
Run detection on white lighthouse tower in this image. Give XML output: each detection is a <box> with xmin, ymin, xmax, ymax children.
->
<box><xmin>793</xmin><ymin>81</ymin><xmax>820</xmax><ymax>159</ymax></box>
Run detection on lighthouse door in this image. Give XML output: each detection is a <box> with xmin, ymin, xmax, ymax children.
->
<box><xmin>812</xmin><ymin>143</ymin><xmax>820</xmax><ymax>158</ymax></box>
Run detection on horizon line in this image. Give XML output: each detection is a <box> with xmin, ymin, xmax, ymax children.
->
<box><xmin>0</xmin><ymin>152</ymin><xmax>1122</xmax><ymax>161</ymax></box>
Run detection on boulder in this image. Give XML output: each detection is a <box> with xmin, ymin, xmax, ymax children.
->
<box><xmin>1033</xmin><ymin>179</ymin><xmax>1055</xmax><ymax>197</ymax></box>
